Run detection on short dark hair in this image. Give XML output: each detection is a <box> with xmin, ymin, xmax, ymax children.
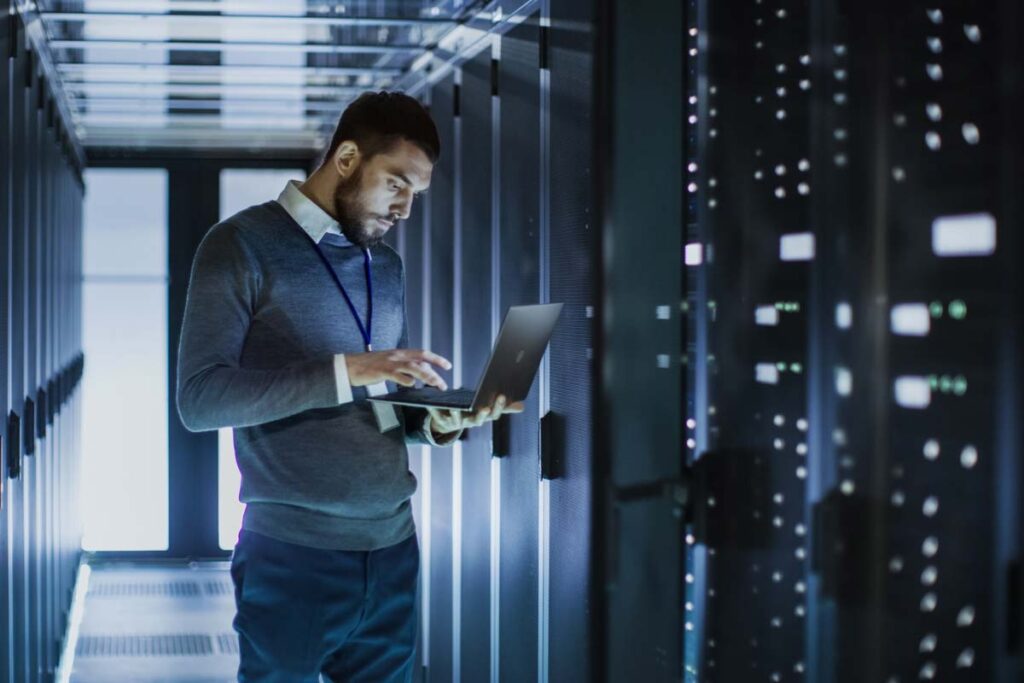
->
<box><xmin>324</xmin><ymin>91</ymin><xmax>440</xmax><ymax>166</ymax></box>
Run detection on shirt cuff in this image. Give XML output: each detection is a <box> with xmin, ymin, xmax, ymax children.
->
<box><xmin>422</xmin><ymin>412</ymin><xmax>463</xmax><ymax>447</ymax></box>
<box><xmin>333</xmin><ymin>354</ymin><xmax>354</xmax><ymax>405</ymax></box>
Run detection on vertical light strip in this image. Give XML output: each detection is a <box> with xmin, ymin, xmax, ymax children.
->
<box><xmin>421</xmin><ymin>439</ymin><xmax>432</xmax><ymax>670</ymax></box>
<box><xmin>452</xmin><ymin>67</ymin><xmax>464</xmax><ymax>683</ymax></box>
<box><xmin>421</xmin><ymin>87</ymin><xmax>434</xmax><ymax>670</ymax></box>
<box><xmin>489</xmin><ymin>34</ymin><xmax>503</xmax><ymax>683</ymax></box>
<box><xmin>6</xmin><ymin>460</ymin><xmax>13</xmax><ymax>683</ymax></box>
<box><xmin>537</xmin><ymin>8</ymin><xmax>552</xmax><ymax>682</ymax></box>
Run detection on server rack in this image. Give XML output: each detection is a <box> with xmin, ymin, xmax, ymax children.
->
<box><xmin>394</xmin><ymin>0</ymin><xmax>608</xmax><ymax>681</ymax></box>
<box><xmin>1</xmin><ymin>6</ymin><xmax>85</xmax><ymax>683</ymax></box>
<box><xmin>685</xmin><ymin>0</ymin><xmax>1024</xmax><ymax>681</ymax></box>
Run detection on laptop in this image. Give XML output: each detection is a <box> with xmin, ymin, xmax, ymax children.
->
<box><xmin>367</xmin><ymin>303</ymin><xmax>564</xmax><ymax>412</ymax></box>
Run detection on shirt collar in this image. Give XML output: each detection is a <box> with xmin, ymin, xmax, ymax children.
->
<box><xmin>275</xmin><ymin>179</ymin><xmax>350</xmax><ymax>246</ymax></box>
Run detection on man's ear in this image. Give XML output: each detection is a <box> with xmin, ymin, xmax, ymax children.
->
<box><xmin>333</xmin><ymin>140</ymin><xmax>361</xmax><ymax>178</ymax></box>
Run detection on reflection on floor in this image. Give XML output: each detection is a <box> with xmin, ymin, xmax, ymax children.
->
<box><xmin>68</xmin><ymin>561</ymin><xmax>238</xmax><ymax>683</ymax></box>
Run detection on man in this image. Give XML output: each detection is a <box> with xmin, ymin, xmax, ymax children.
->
<box><xmin>176</xmin><ymin>91</ymin><xmax>522</xmax><ymax>682</ymax></box>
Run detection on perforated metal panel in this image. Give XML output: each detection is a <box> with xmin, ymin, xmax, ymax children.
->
<box><xmin>457</xmin><ymin>47</ymin><xmax>495</xmax><ymax>683</ymax></box>
<box><xmin>427</xmin><ymin>72</ymin><xmax>457</xmax><ymax>683</ymax></box>
<box><xmin>88</xmin><ymin>581</ymin><xmax>202</xmax><ymax>598</ymax></box>
<box><xmin>498</xmin><ymin>18</ymin><xmax>542</xmax><ymax>683</ymax></box>
<box><xmin>77</xmin><ymin>634</ymin><xmax>214</xmax><ymax>658</ymax></box>
<box><xmin>547</xmin><ymin>0</ymin><xmax>597</xmax><ymax>678</ymax></box>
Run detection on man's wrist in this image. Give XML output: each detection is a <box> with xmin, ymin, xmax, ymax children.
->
<box><xmin>425</xmin><ymin>413</ymin><xmax>462</xmax><ymax>445</ymax></box>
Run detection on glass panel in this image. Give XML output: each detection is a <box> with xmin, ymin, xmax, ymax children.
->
<box><xmin>81</xmin><ymin>168</ymin><xmax>170</xmax><ymax>551</ymax></box>
<box><xmin>47</xmin><ymin>0</ymin><xmax>466</xmax><ymax>150</ymax></box>
<box><xmin>217</xmin><ymin>168</ymin><xmax>306</xmax><ymax>551</ymax></box>
<box><xmin>223</xmin><ymin>0</ymin><xmax>304</xmax><ymax>130</ymax></box>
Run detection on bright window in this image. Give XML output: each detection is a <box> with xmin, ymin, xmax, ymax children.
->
<box><xmin>81</xmin><ymin>168</ymin><xmax>169</xmax><ymax>551</ymax></box>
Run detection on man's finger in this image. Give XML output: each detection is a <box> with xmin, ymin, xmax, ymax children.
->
<box><xmin>474</xmin><ymin>408</ymin><xmax>490</xmax><ymax>427</ymax></box>
<box><xmin>398</xmin><ymin>362</ymin><xmax>448</xmax><ymax>390</ymax></box>
<box><xmin>416</xmin><ymin>349</ymin><xmax>453</xmax><ymax>371</ymax></box>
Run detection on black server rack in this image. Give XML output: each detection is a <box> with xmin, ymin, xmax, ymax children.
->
<box><xmin>457</xmin><ymin>47</ymin><xmax>497</xmax><ymax>683</ymax></box>
<box><xmin>427</xmin><ymin>71</ymin><xmax>458</xmax><ymax>683</ymax></box>
<box><xmin>1</xmin><ymin>6</ymin><xmax>85</xmax><ymax>683</ymax></box>
<box><xmin>497</xmin><ymin>17</ymin><xmax>543</xmax><ymax>683</ymax></box>
<box><xmin>396</xmin><ymin>0</ymin><xmax>607</xmax><ymax>680</ymax></box>
<box><xmin>547</xmin><ymin>0</ymin><xmax>597</xmax><ymax>676</ymax></box>
<box><xmin>684</xmin><ymin>0</ymin><xmax>1024</xmax><ymax>681</ymax></box>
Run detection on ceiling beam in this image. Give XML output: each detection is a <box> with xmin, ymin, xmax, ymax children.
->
<box><xmin>57</xmin><ymin>62</ymin><xmax>403</xmax><ymax>77</ymax></box>
<box><xmin>64</xmin><ymin>82</ymin><xmax>370</xmax><ymax>98</ymax></box>
<box><xmin>50</xmin><ymin>39</ymin><xmax>426</xmax><ymax>55</ymax></box>
<box><xmin>69</xmin><ymin>97</ymin><xmax>351</xmax><ymax>113</ymax></box>
<box><xmin>40</xmin><ymin>11</ymin><xmax>458</xmax><ymax>27</ymax></box>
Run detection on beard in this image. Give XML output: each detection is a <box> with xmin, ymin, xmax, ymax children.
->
<box><xmin>332</xmin><ymin>165</ymin><xmax>388</xmax><ymax>249</ymax></box>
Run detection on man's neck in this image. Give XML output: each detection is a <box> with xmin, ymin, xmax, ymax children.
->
<box><xmin>298</xmin><ymin>173</ymin><xmax>338</xmax><ymax>221</ymax></box>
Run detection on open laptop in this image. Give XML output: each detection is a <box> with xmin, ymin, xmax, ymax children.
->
<box><xmin>367</xmin><ymin>303</ymin><xmax>564</xmax><ymax>412</ymax></box>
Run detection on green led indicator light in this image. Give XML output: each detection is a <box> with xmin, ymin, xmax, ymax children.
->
<box><xmin>790</xmin><ymin>363</ymin><xmax>803</xmax><ymax>373</ymax></box>
<box><xmin>953</xmin><ymin>376</ymin><xmax>968</xmax><ymax>395</ymax></box>
<box><xmin>777</xmin><ymin>362</ymin><xmax>788</xmax><ymax>371</ymax></box>
<box><xmin>929</xmin><ymin>375</ymin><xmax>940</xmax><ymax>390</ymax></box>
<box><xmin>939</xmin><ymin>375</ymin><xmax>953</xmax><ymax>392</ymax></box>
<box><xmin>929</xmin><ymin>301</ymin><xmax>944</xmax><ymax>318</ymax></box>
<box><xmin>949</xmin><ymin>300</ymin><xmax>967</xmax><ymax>319</ymax></box>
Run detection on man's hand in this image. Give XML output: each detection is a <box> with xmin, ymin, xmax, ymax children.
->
<box><xmin>346</xmin><ymin>349</ymin><xmax>452</xmax><ymax>390</ymax></box>
<box><xmin>428</xmin><ymin>394</ymin><xmax>525</xmax><ymax>435</ymax></box>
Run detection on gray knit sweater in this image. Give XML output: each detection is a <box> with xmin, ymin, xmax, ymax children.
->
<box><xmin>176</xmin><ymin>200</ymin><xmax>453</xmax><ymax>551</ymax></box>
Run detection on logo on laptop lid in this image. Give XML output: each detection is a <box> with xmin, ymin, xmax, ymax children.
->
<box><xmin>515</xmin><ymin>349</ymin><xmax>525</xmax><ymax>363</ymax></box>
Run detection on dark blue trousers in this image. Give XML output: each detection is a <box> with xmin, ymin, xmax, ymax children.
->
<box><xmin>230</xmin><ymin>529</ymin><xmax>419</xmax><ymax>683</ymax></box>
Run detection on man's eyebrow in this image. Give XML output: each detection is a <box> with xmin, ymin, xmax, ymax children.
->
<box><xmin>388</xmin><ymin>170</ymin><xmax>413</xmax><ymax>186</ymax></box>
<box><xmin>388</xmin><ymin>169</ymin><xmax>428</xmax><ymax>194</ymax></box>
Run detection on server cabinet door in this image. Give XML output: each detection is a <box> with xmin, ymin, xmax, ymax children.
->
<box><xmin>596</xmin><ymin>0</ymin><xmax>686</xmax><ymax>680</ymax></box>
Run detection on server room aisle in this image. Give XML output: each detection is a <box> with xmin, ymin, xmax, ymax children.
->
<box><xmin>65</xmin><ymin>563</ymin><xmax>238</xmax><ymax>683</ymax></box>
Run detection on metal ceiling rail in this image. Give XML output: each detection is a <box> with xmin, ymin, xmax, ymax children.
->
<box><xmin>60</xmin><ymin>77</ymin><xmax>364</xmax><ymax>89</ymax></box>
<box><xmin>69</xmin><ymin>98</ymin><xmax>350</xmax><ymax>112</ymax></box>
<box><xmin>78</xmin><ymin>129</ymin><xmax>324</xmax><ymax>148</ymax></box>
<box><xmin>73</xmin><ymin>114</ymin><xmax>329</xmax><ymax>129</ymax></box>
<box><xmin>57</xmin><ymin>62</ymin><xmax>403</xmax><ymax>76</ymax></box>
<box><xmin>40</xmin><ymin>11</ymin><xmax>459</xmax><ymax>27</ymax></box>
<box><xmin>64</xmin><ymin>83</ymin><xmax>371</xmax><ymax>98</ymax></box>
<box><xmin>60</xmin><ymin>74</ymin><xmax>358</xmax><ymax>84</ymax></box>
<box><xmin>49</xmin><ymin>39</ymin><xmax>426</xmax><ymax>55</ymax></box>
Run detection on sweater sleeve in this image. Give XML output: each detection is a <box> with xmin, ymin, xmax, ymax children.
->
<box><xmin>176</xmin><ymin>223</ymin><xmax>339</xmax><ymax>432</ymax></box>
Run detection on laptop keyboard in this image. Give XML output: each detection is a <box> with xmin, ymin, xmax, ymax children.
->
<box><xmin>395</xmin><ymin>388</ymin><xmax>477</xmax><ymax>404</ymax></box>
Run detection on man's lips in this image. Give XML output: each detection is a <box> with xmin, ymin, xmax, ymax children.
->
<box><xmin>376</xmin><ymin>218</ymin><xmax>394</xmax><ymax>228</ymax></box>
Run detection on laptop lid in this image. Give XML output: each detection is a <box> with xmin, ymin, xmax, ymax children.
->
<box><xmin>464</xmin><ymin>302</ymin><xmax>563</xmax><ymax>410</ymax></box>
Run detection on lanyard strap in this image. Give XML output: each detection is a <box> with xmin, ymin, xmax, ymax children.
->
<box><xmin>300</xmin><ymin>230</ymin><xmax>374</xmax><ymax>352</ymax></box>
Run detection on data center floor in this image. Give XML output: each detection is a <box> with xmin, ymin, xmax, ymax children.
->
<box><xmin>66</xmin><ymin>562</ymin><xmax>238</xmax><ymax>683</ymax></box>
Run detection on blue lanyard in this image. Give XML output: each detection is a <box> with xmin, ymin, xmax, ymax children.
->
<box><xmin>300</xmin><ymin>231</ymin><xmax>374</xmax><ymax>352</ymax></box>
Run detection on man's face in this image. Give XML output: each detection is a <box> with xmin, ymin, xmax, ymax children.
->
<box><xmin>332</xmin><ymin>138</ymin><xmax>433</xmax><ymax>249</ymax></box>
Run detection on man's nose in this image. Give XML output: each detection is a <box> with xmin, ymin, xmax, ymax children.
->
<box><xmin>391</xmin><ymin>195</ymin><xmax>413</xmax><ymax>221</ymax></box>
